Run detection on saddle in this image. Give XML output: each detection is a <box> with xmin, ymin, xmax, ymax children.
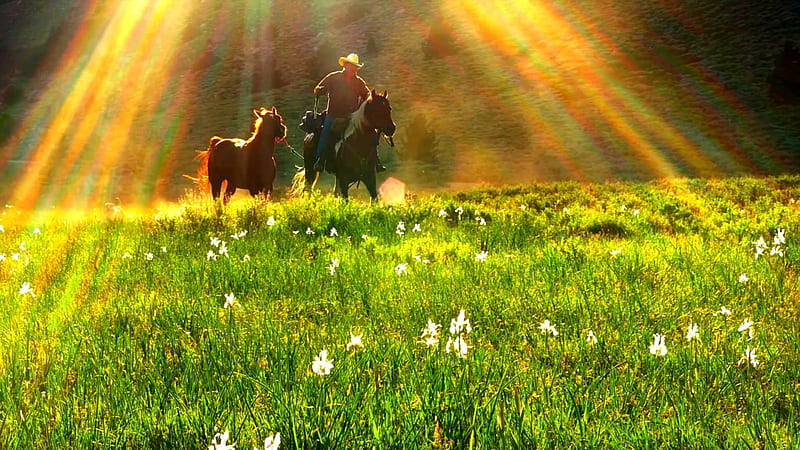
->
<box><xmin>299</xmin><ymin>110</ymin><xmax>326</xmax><ymax>134</ymax></box>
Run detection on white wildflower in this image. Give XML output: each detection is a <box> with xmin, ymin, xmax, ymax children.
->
<box><xmin>649</xmin><ymin>333</ymin><xmax>667</xmax><ymax>356</ymax></box>
<box><xmin>396</xmin><ymin>221</ymin><xmax>406</xmax><ymax>237</ymax></box>
<box><xmin>738</xmin><ymin>273</ymin><xmax>749</xmax><ymax>283</ymax></box>
<box><xmin>610</xmin><ymin>248</ymin><xmax>622</xmax><ymax>256</ymax></box>
<box><xmin>475</xmin><ymin>251</ymin><xmax>488</xmax><ymax>262</ymax></box>
<box><xmin>446</xmin><ymin>335</ymin><xmax>471</xmax><ymax>358</ymax></box>
<box><xmin>412</xmin><ymin>223</ymin><xmax>422</xmax><ymax>232</ymax></box>
<box><xmin>586</xmin><ymin>329</ymin><xmax>597</xmax><ymax>345</ymax></box>
<box><xmin>210</xmin><ymin>236</ymin><xmax>221</xmax><ymax>247</ymax></box>
<box><xmin>122</xmin><ymin>252</ymin><xmax>132</xmax><ymax>259</ymax></box>
<box><xmin>538</xmin><ymin>320</ymin><xmax>559</xmax><ymax>336</ymax></box>
<box><xmin>714</xmin><ymin>306</ymin><xmax>732</xmax><ymax>317</ymax></box>
<box><xmin>449</xmin><ymin>309</ymin><xmax>472</xmax><ymax>335</ymax></box>
<box><xmin>207</xmin><ymin>250</ymin><xmax>218</xmax><ymax>261</ymax></box>
<box><xmin>145</xmin><ymin>253</ymin><xmax>154</xmax><ymax>261</ymax></box>
<box><xmin>311</xmin><ymin>350</ymin><xmax>333</xmax><ymax>375</ymax></box>
<box><xmin>328</xmin><ymin>258</ymin><xmax>339</xmax><ymax>275</ymax></box>
<box><xmin>266</xmin><ymin>216</ymin><xmax>276</xmax><ymax>226</ymax></box>
<box><xmin>259</xmin><ymin>433</ymin><xmax>281</xmax><ymax>450</ymax></box>
<box><xmin>413</xmin><ymin>255</ymin><xmax>431</xmax><ymax>264</ymax></box>
<box><xmin>32</xmin><ymin>227</ymin><xmax>41</xmax><ymax>235</ymax></box>
<box><xmin>476</xmin><ymin>216</ymin><xmax>486</xmax><ymax>226</ymax></box>
<box><xmin>394</xmin><ymin>263</ymin><xmax>408</xmax><ymax>275</ymax></box>
<box><xmin>208</xmin><ymin>429</ymin><xmax>235</xmax><ymax>450</ymax></box>
<box><xmin>421</xmin><ymin>319</ymin><xmax>441</xmax><ymax>347</ymax></box>
<box><xmin>774</xmin><ymin>228</ymin><xmax>786</xmax><ymax>245</ymax></box>
<box><xmin>686</xmin><ymin>323</ymin><xmax>700</xmax><ymax>342</ymax></box>
<box><xmin>346</xmin><ymin>332</ymin><xmax>363</xmax><ymax>351</ymax></box>
<box><xmin>329</xmin><ymin>227</ymin><xmax>338</xmax><ymax>237</ymax></box>
<box><xmin>305</xmin><ymin>227</ymin><xmax>315</xmax><ymax>235</ymax></box>
<box><xmin>738</xmin><ymin>347</ymin><xmax>760</xmax><ymax>368</ymax></box>
<box><xmin>438</xmin><ymin>209</ymin><xmax>448</xmax><ymax>218</ymax></box>
<box><xmin>223</xmin><ymin>293</ymin><xmax>241</xmax><ymax>309</ymax></box>
<box><xmin>19</xmin><ymin>282</ymin><xmax>35</xmax><ymax>297</ymax></box>
<box><xmin>753</xmin><ymin>236</ymin><xmax>767</xmax><ymax>258</ymax></box>
<box><xmin>738</xmin><ymin>318</ymin><xmax>754</xmax><ymax>339</ymax></box>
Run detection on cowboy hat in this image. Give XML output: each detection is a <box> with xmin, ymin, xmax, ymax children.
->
<box><xmin>338</xmin><ymin>53</ymin><xmax>363</xmax><ymax>68</ymax></box>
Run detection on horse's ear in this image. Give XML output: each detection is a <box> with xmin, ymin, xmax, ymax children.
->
<box><xmin>272</xmin><ymin>106</ymin><xmax>278</xmax><ymax>115</ymax></box>
<box><xmin>253</xmin><ymin>109</ymin><xmax>260</xmax><ymax>118</ymax></box>
<box><xmin>383</xmin><ymin>90</ymin><xmax>388</xmax><ymax>99</ymax></box>
<box><xmin>370</xmin><ymin>89</ymin><xmax>376</xmax><ymax>99</ymax></box>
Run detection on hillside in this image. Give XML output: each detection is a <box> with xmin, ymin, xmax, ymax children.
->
<box><xmin>0</xmin><ymin>0</ymin><xmax>799</xmax><ymax>207</ymax></box>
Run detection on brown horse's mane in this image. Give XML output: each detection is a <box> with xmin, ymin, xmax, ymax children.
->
<box><xmin>246</xmin><ymin>115</ymin><xmax>266</xmax><ymax>145</ymax></box>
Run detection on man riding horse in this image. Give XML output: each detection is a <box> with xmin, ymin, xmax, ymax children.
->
<box><xmin>313</xmin><ymin>53</ymin><xmax>386</xmax><ymax>173</ymax></box>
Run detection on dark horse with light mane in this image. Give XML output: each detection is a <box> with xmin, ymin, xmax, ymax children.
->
<box><xmin>192</xmin><ymin>107</ymin><xmax>286</xmax><ymax>202</ymax></box>
<box><xmin>297</xmin><ymin>90</ymin><xmax>395</xmax><ymax>201</ymax></box>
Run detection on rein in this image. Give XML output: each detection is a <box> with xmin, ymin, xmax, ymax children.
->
<box><xmin>276</xmin><ymin>136</ymin><xmax>304</xmax><ymax>161</ymax></box>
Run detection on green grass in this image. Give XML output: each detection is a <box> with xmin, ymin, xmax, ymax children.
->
<box><xmin>1</xmin><ymin>175</ymin><xmax>800</xmax><ymax>448</ymax></box>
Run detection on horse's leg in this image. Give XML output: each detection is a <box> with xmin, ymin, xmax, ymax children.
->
<box><xmin>210</xmin><ymin>178</ymin><xmax>222</xmax><ymax>200</ymax></box>
<box><xmin>366</xmin><ymin>172</ymin><xmax>379</xmax><ymax>203</ymax></box>
<box><xmin>224</xmin><ymin>180</ymin><xmax>236</xmax><ymax>204</ymax></box>
<box><xmin>336</xmin><ymin>176</ymin><xmax>350</xmax><ymax>200</ymax></box>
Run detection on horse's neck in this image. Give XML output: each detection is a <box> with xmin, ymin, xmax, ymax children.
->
<box><xmin>249</xmin><ymin>130</ymin><xmax>275</xmax><ymax>152</ymax></box>
<box><xmin>343</xmin><ymin>105</ymin><xmax>370</xmax><ymax>142</ymax></box>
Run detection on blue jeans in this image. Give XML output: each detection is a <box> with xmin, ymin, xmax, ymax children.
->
<box><xmin>315</xmin><ymin>115</ymin><xmax>339</xmax><ymax>160</ymax></box>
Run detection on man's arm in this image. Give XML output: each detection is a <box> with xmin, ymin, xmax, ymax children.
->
<box><xmin>314</xmin><ymin>73</ymin><xmax>333</xmax><ymax>97</ymax></box>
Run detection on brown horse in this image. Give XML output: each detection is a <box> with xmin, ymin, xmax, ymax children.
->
<box><xmin>193</xmin><ymin>107</ymin><xmax>287</xmax><ymax>202</ymax></box>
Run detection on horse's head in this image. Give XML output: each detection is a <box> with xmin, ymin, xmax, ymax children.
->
<box><xmin>254</xmin><ymin>106</ymin><xmax>287</xmax><ymax>141</ymax></box>
<box><xmin>364</xmin><ymin>90</ymin><xmax>396</xmax><ymax>137</ymax></box>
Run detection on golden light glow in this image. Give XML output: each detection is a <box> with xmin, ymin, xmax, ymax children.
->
<box><xmin>0</xmin><ymin>0</ymin><xmax>783</xmax><ymax>209</ymax></box>
<box><xmin>4</xmin><ymin>0</ymin><xmax>199</xmax><ymax>210</ymax></box>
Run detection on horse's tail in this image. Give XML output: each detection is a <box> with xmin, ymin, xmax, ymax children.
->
<box><xmin>289</xmin><ymin>166</ymin><xmax>308</xmax><ymax>197</ymax></box>
<box><xmin>182</xmin><ymin>136</ymin><xmax>220</xmax><ymax>187</ymax></box>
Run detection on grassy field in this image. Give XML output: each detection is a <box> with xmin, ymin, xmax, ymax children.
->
<box><xmin>1</xmin><ymin>175</ymin><xmax>799</xmax><ymax>448</ymax></box>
